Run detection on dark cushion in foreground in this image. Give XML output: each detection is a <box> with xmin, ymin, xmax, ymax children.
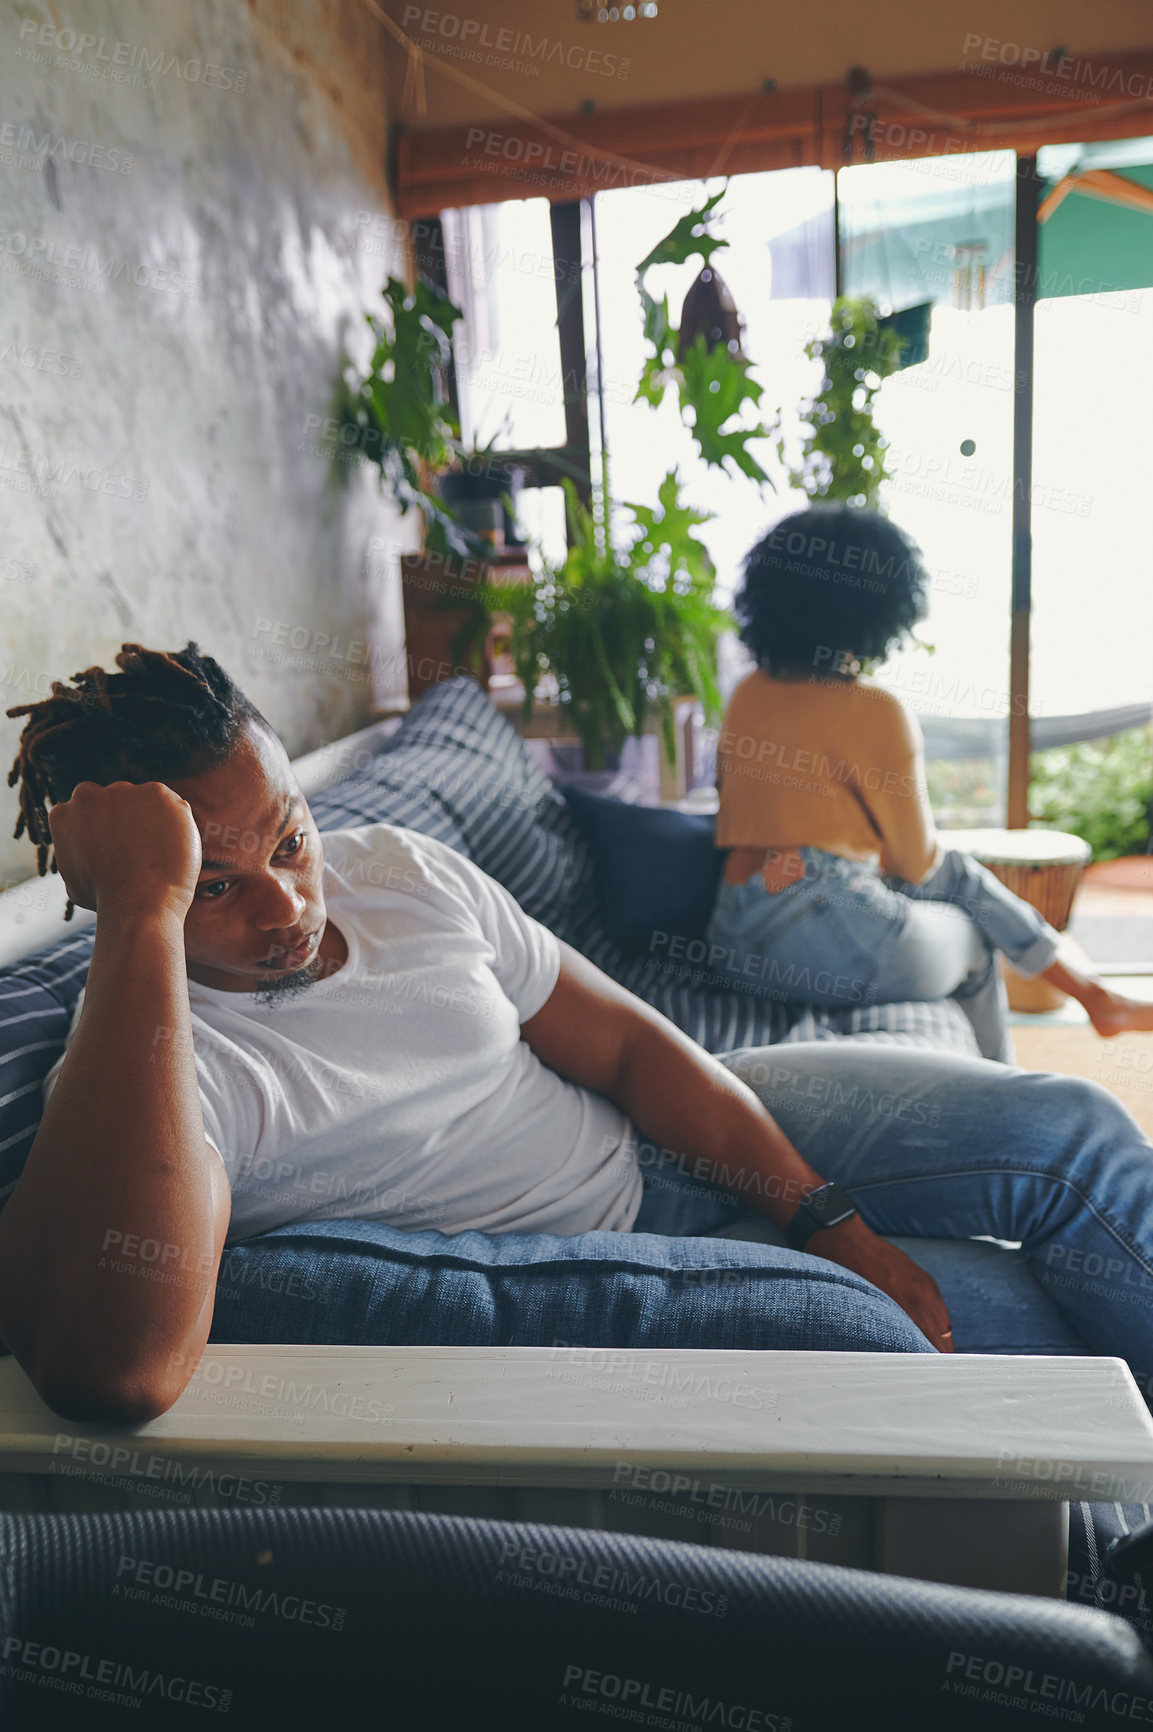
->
<box><xmin>3</xmin><ymin>1507</ymin><xmax>1151</xmax><ymax>1731</ymax></box>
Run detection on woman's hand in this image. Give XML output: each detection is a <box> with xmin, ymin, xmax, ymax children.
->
<box><xmin>47</xmin><ymin>780</ymin><xmax>203</xmax><ymax>921</ymax></box>
<box><xmin>807</xmin><ymin>1213</ymin><xmax>955</xmax><ymax>1352</ymax></box>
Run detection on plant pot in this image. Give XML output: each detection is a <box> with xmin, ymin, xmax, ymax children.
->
<box><xmin>536</xmin><ymin>736</ymin><xmax>663</xmax><ymax>803</ymax></box>
<box><xmin>438</xmin><ymin>461</ymin><xmax>526</xmax><ymax>548</ymax></box>
<box><xmin>401</xmin><ymin>551</ymin><xmax>492</xmax><ymax>699</ymax></box>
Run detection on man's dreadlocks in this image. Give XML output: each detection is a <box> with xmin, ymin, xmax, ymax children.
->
<box><xmin>7</xmin><ymin>642</ymin><xmax>262</xmax><ymax>919</ymax></box>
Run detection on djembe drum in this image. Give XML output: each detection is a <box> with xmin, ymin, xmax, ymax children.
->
<box><xmin>946</xmin><ymin>828</ymin><xmax>1092</xmax><ymax>1012</ymax></box>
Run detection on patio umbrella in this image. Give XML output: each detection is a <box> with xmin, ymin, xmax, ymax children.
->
<box><xmin>823</xmin><ymin>136</ymin><xmax>1153</xmax><ymax>311</ymax></box>
<box><xmin>1035</xmin><ymin>136</ymin><xmax>1153</xmax><ymax>301</ymax></box>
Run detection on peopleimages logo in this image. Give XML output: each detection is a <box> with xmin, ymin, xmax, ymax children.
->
<box><xmin>0</xmin><ymin>122</ymin><xmax>133</xmax><ymax>175</ymax></box>
<box><xmin>115</xmin><ymin>1554</ymin><xmax>347</xmax><ymax>1631</ymax></box>
<box><xmin>0</xmin><ymin>230</ymin><xmax>198</xmax><ymax>298</ymax></box>
<box><xmin>944</xmin><ymin>1651</ymin><xmax>1153</xmax><ymax>1722</ymax></box>
<box><xmin>462</xmin><ymin>127</ymin><xmax>688</xmax><ymax>201</ymax></box>
<box><xmin>51</xmin><ymin>1433</ymin><xmax>282</xmax><ymax>1506</ymax></box>
<box><xmin>402</xmin><ymin>7</ymin><xmax>629</xmax><ymax>78</ymax></box>
<box><xmin>15</xmin><ymin>20</ymin><xmax>247</xmax><ymax>92</ymax></box>
<box><xmin>1</xmin><ymin>1637</ymin><xmax>231</xmax><ymax>1713</ymax></box>
<box><xmin>497</xmin><ymin>1538</ymin><xmax>728</xmax><ymax>1616</ymax></box>
<box><xmin>559</xmin><ymin>1665</ymin><xmax>793</xmax><ymax>1730</ymax></box>
<box><xmin>960</xmin><ymin>32</ymin><xmax>1153</xmax><ymax>101</ymax></box>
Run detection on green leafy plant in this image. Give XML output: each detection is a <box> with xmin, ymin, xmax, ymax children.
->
<box><xmin>339</xmin><ymin>276</ymin><xmax>483</xmax><ymax>560</ymax></box>
<box><xmin>459</xmin><ymin>471</ymin><xmax>734</xmax><ymax>769</ymax></box>
<box><xmin>634</xmin><ymin>190</ymin><xmax>775</xmax><ymax>486</ymax></box>
<box><xmin>1029</xmin><ymin>727</ymin><xmax>1153</xmax><ymax>862</ymax></box>
<box><xmin>780</xmin><ymin>296</ymin><xmax>908</xmax><ymax>509</ymax></box>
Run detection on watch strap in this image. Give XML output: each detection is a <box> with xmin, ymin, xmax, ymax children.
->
<box><xmin>784</xmin><ymin>1182</ymin><xmax>858</xmax><ymax>1251</ymax></box>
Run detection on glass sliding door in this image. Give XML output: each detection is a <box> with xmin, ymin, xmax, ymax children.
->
<box><xmin>1030</xmin><ymin>138</ymin><xmax>1153</xmax><ymax>740</ymax></box>
<box><xmin>837</xmin><ymin>152</ymin><xmax>1018</xmax><ymax>826</ymax></box>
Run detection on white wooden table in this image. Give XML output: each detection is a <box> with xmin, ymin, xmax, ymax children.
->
<box><xmin>2</xmin><ymin>1348</ymin><xmax>1150</xmax><ymax>1599</ymax></box>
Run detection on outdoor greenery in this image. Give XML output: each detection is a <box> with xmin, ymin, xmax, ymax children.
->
<box><xmin>779</xmin><ymin>296</ymin><xmax>909</xmax><ymax>509</ymax></box>
<box><xmin>1028</xmin><ymin>726</ymin><xmax>1153</xmax><ymax>862</ymax></box>
<box><xmin>925</xmin><ymin>758</ymin><xmax>1005</xmax><ymax>830</ymax></box>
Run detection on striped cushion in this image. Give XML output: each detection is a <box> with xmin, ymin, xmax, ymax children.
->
<box><xmin>0</xmin><ymin>932</ymin><xmax>95</xmax><ymax>1209</ymax></box>
<box><xmin>365</xmin><ymin>678</ymin><xmax>588</xmax><ymax>925</ymax></box>
<box><xmin>307</xmin><ymin>770</ymin><xmax>471</xmax><ymax>856</ymax></box>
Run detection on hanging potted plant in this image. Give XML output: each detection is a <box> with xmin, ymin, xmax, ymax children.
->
<box><xmin>779</xmin><ymin>294</ymin><xmax>912</xmax><ymax>508</ymax></box>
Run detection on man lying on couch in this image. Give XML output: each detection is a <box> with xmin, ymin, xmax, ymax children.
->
<box><xmin>1</xmin><ymin>642</ymin><xmax>1150</xmax><ymax>1423</ymax></box>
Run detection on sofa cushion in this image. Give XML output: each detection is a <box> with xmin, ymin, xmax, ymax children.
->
<box><xmin>360</xmin><ymin>678</ymin><xmax>592</xmax><ymax>928</ymax></box>
<box><xmin>211</xmin><ymin>1216</ymin><xmax>933</xmax><ymax>1355</ymax></box>
<box><xmin>306</xmin><ymin>758</ymin><xmax>471</xmax><ymax>856</ymax></box>
<box><xmin>0</xmin><ymin>932</ymin><xmax>94</xmax><ymax>1212</ymax></box>
<box><xmin>1067</xmin><ymin>1500</ymin><xmax>1153</xmax><ymax>1645</ymax></box>
<box><xmin>561</xmin><ymin>785</ymin><xmax>724</xmax><ymax>943</ymax></box>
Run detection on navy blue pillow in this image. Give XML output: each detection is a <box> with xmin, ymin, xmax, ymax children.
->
<box><xmin>561</xmin><ymin>786</ymin><xmax>725</xmax><ymax>943</ymax></box>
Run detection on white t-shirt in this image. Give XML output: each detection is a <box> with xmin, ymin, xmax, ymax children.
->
<box><xmin>44</xmin><ymin>823</ymin><xmax>642</xmax><ymax>1243</ymax></box>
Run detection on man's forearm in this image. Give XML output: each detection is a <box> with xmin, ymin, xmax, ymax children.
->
<box><xmin>0</xmin><ymin>908</ymin><xmax>225</xmax><ymax>1415</ymax></box>
<box><xmin>613</xmin><ymin>1019</ymin><xmax>827</xmax><ymax>1228</ymax></box>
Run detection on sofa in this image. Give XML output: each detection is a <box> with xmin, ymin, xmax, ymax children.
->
<box><xmin>0</xmin><ymin>674</ymin><xmax>1143</xmax><ymax>1631</ymax></box>
<box><xmin>4</xmin><ymin>1505</ymin><xmax>1153</xmax><ymax>1730</ymax></box>
<box><xmin>0</xmin><ymin>674</ymin><xmax>1090</xmax><ymax>1362</ymax></box>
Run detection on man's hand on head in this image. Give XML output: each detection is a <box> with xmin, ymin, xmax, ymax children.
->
<box><xmin>47</xmin><ymin>780</ymin><xmax>203</xmax><ymax>922</ymax></box>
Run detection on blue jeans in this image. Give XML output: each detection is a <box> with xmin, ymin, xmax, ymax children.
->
<box><xmin>705</xmin><ymin>847</ymin><xmax>1061</xmax><ymax>1063</ymax></box>
<box><xmin>631</xmin><ymin>1043</ymin><xmax>1153</xmax><ymax>1399</ymax></box>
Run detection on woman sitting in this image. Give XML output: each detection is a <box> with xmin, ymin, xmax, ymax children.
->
<box><xmin>706</xmin><ymin>501</ymin><xmax>1153</xmax><ymax>1062</ymax></box>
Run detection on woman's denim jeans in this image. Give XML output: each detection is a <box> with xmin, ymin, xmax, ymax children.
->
<box><xmin>705</xmin><ymin>847</ymin><xmax>1061</xmax><ymax>1063</ymax></box>
<box><xmin>631</xmin><ymin>1042</ymin><xmax>1153</xmax><ymax>1400</ymax></box>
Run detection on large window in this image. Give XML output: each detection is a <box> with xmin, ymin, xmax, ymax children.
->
<box><xmin>438</xmin><ymin>135</ymin><xmax>1153</xmax><ymax>822</ymax></box>
<box><xmin>1030</xmin><ymin>138</ymin><xmax>1153</xmax><ymax>730</ymax></box>
<box><xmin>838</xmin><ymin>152</ymin><xmax>1018</xmax><ymax>825</ymax></box>
<box><xmin>443</xmin><ymin>200</ymin><xmax>568</xmax><ymax>454</ymax></box>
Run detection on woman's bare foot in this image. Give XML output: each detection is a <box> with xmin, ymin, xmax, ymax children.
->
<box><xmin>1080</xmin><ymin>987</ymin><xmax>1153</xmax><ymax>1039</ymax></box>
<box><xmin>1040</xmin><ymin>947</ymin><xmax>1153</xmax><ymax>1037</ymax></box>
<box><xmin>1038</xmin><ymin>956</ymin><xmax>1153</xmax><ymax>1032</ymax></box>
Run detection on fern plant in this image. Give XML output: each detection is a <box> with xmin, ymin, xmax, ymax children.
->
<box><xmin>459</xmin><ymin>471</ymin><xmax>734</xmax><ymax>769</ymax></box>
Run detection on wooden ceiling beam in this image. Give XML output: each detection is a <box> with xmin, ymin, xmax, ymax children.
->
<box><xmin>393</xmin><ymin>47</ymin><xmax>1153</xmax><ymax>217</ymax></box>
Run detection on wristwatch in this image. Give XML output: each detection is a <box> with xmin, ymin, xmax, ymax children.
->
<box><xmin>784</xmin><ymin>1182</ymin><xmax>859</xmax><ymax>1251</ymax></box>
